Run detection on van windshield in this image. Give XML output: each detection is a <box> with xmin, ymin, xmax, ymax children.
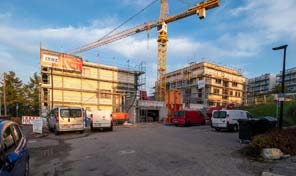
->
<box><xmin>174</xmin><ymin>111</ymin><xmax>184</xmax><ymax>117</ymax></box>
<box><xmin>60</xmin><ymin>109</ymin><xmax>82</xmax><ymax>118</ymax></box>
<box><xmin>213</xmin><ymin>111</ymin><xmax>227</xmax><ymax>118</ymax></box>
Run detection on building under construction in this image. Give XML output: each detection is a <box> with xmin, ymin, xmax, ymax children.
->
<box><xmin>165</xmin><ymin>62</ymin><xmax>247</xmax><ymax>107</ymax></box>
<box><xmin>40</xmin><ymin>49</ymin><xmax>144</xmax><ymax>117</ymax></box>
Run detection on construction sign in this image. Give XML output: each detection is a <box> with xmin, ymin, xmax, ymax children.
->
<box><xmin>40</xmin><ymin>49</ymin><xmax>83</xmax><ymax>72</ymax></box>
<box><xmin>22</xmin><ymin>116</ymin><xmax>41</xmax><ymax>125</ymax></box>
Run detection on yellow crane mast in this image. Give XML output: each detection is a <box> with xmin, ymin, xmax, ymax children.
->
<box><xmin>69</xmin><ymin>0</ymin><xmax>220</xmax><ymax>101</ymax></box>
<box><xmin>157</xmin><ymin>0</ymin><xmax>169</xmax><ymax>101</ymax></box>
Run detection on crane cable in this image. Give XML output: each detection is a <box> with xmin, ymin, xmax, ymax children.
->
<box><xmin>102</xmin><ymin>0</ymin><xmax>160</xmax><ymax>38</ymax></box>
<box><xmin>71</xmin><ymin>0</ymin><xmax>159</xmax><ymax>53</ymax></box>
<box><xmin>178</xmin><ymin>0</ymin><xmax>193</xmax><ymax>6</ymax></box>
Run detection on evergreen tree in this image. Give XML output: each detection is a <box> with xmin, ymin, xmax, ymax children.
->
<box><xmin>23</xmin><ymin>72</ymin><xmax>41</xmax><ymax>116</ymax></box>
<box><xmin>0</xmin><ymin>71</ymin><xmax>24</xmax><ymax>117</ymax></box>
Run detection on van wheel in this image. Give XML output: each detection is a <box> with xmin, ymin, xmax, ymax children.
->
<box><xmin>54</xmin><ymin>126</ymin><xmax>59</xmax><ymax>135</ymax></box>
<box><xmin>79</xmin><ymin>130</ymin><xmax>84</xmax><ymax>134</ymax></box>
<box><xmin>215</xmin><ymin>128</ymin><xmax>220</xmax><ymax>132</ymax></box>
<box><xmin>109</xmin><ymin>124</ymin><xmax>113</xmax><ymax>131</ymax></box>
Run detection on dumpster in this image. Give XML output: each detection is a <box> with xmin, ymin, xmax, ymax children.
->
<box><xmin>238</xmin><ymin>117</ymin><xmax>277</xmax><ymax>143</ymax></box>
<box><xmin>238</xmin><ymin>119</ymin><xmax>256</xmax><ymax>142</ymax></box>
<box><xmin>253</xmin><ymin>116</ymin><xmax>277</xmax><ymax>135</ymax></box>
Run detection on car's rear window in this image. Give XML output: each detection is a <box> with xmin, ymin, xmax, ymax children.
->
<box><xmin>213</xmin><ymin>111</ymin><xmax>227</xmax><ymax>118</ymax></box>
<box><xmin>174</xmin><ymin>111</ymin><xmax>184</xmax><ymax>117</ymax></box>
<box><xmin>60</xmin><ymin>109</ymin><xmax>82</xmax><ymax>118</ymax></box>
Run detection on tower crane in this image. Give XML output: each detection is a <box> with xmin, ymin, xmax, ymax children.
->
<box><xmin>69</xmin><ymin>0</ymin><xmax>220</xmax><ymax>101</ymax></box>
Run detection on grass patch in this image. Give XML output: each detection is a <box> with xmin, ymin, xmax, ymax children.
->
<box><xmin>242</xmin><ymin>101</ymin><xmax>296</xmax><ymax>126</ymax></box>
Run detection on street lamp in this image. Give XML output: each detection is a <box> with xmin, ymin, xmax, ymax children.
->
<box><xmin>272</xmin><ymin>44</ymin><xmax>288</xmax><ymax>130</ymax></box>
<box><xmin>0</xmin><ymin>73</ymin><xmax>7</xmax><ymax>116</ymax></box>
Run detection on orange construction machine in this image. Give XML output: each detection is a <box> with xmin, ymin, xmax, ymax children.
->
<box><xmin>164</xmin><ymin>89</ymin><xmax>183</xmax><ymax>125</ymax></box>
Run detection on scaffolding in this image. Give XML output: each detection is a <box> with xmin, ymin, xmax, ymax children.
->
<box><xmin>39</xmin><ymin>49</ymin><xmax>145</xmax><ymax>116</ymax></box>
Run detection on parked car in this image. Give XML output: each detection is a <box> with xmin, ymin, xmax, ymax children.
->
<box><xmin>211</xmin><ymin>110</ymin><xmax>254</xmax><ymax>132</ymax></box>
<box><xmin>47</xmin><ymin>107</ymin><xmax>85</xmax><ymax>135</ymax></box>
<box><xmin>0</xmin><ymin>120</ymin><xmax>29</xmax><ymax>176</ymax></box>
<box><xmin>90</xmin><ymin>110</ymin><xmax>113</xmax><ymax>131</ymax></box>
<box><xmin>173</xmin><ymin>110</ymin><xmax>205</xmax><ymax>126</ymax></box>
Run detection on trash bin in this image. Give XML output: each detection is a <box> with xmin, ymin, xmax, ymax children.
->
<box><xmin>252</xmin><ymin>116</ymin><xmax>277</xmax><ymax>136</ymax></box>
<box><xmin>238</xmin><ymin>117</ymin><xmax>277</xmax><ymax>143</ymax></box>
<box><xmin>238</xmin><ymin>119</ymin><xmax>256</xmax><ymax>142</ymax></box>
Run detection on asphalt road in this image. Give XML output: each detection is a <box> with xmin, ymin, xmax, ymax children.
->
<box><xmin>26</xmin><ymin>123</ymin><xmax>276</xmax><ymax>176</ymax></box>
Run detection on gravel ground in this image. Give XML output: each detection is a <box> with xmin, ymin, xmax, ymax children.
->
<box><xmin>25</xmin><ymin>123</ymin><xmax>294</xmax><ymax>176</ymax></box>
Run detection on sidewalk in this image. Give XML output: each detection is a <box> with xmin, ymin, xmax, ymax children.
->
<box><xmin>262</xmin><ymin>156</ymin><xmax>296</xmax><ymax>176</ymax></box>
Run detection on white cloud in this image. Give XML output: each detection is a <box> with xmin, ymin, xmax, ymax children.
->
<box><xmin>0</xmin><ymin>12</ymin><xmax>12</xmax><ymax>20</ymax></box>
<box><xmin>1</xmin><ymin>0</ymin><xmax>296</xmax><ymax>83</ymax></box>
<box><xmin>231</xmin><ymin>0</ymin><xmax>296</xmax><ymax>40</ymax></box>
<box><xmin>230</xmin><ymin>1</ymin><xmax>257</xmax><ymax>16</ymax></box>
<box><xmin>0</xmin><ymin>25</ymin><xmax>113</xmax><ymax>54</ymax></box>
<box><xmin>107</xmin><ymin>37</ymin><xmax>203</xmax><ymax>60</ymax></box>
<box><xmin>120</xmin><ymin>0</ymin><xmax>158</xmax><ymax>9</ymax></box>
<box><xmin>0</xmin><ymin>49</ymin><xmax>36</xmax><ymax>83</ymax></box>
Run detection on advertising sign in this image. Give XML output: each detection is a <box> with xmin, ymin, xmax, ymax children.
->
<box><xmin>32</xmin><ymin>119</ymin><xmax>43</xmax><ymax>134</ymax></box>
<box><xmin>40</xmin><ymin>49</ymin><xmax>83</xmax><ymax>72</ymax></box>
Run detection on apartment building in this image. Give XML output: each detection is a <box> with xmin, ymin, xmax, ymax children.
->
<box><xmin>247</xmin><ymin>74</ymin><xmax>276</xmax><ymax>95</ymax></box>
<box><xmin>165</xmin><ymin>62</ymin><xmax>246</xmax><ymax>107</ymax></box>
<box><xmin>276</xmin><ymin>67</ymin><xmax>296</xmax><ymax>93</ymax></box>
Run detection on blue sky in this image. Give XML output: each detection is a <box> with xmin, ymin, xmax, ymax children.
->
<box><xmin>0</xmin><ymin>0</ymin><xmax>295</xmax><ymax>94</ymax></box>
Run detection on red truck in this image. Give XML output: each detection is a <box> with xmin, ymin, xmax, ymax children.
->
<box><xmin>173</xmin><ymin>110</ymin><xmax>205</xmax><ymax>126</ymax></box>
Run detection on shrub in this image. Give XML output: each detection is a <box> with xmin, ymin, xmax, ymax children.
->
<box><xmin>250</xmin><ymin>128</ymin><xmax>296</xmax><ymax>155</ymax></box>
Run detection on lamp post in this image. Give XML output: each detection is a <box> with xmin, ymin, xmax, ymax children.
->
<box><xmin>1</xmin><ymin>73</ymin><xmax>7</xmax><ymax>116</ymax></box>
<box><xmin>272</xmin><ymin>44</ymin><xmax>288</xmax><ymax>130</ymax></box>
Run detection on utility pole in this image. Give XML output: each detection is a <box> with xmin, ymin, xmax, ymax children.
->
<box><xmin>0</xmin><ymin>74</ymin><xmax>2</xmax><ymax>116</ymax></box>
<box><xmin>272</xmin><ymin>44</ymin><xmax>288</xmax><ymax>130</ymax></box>
<box><xmin>0</xmin><ymin>90</ymin><xmax>1</xmax><ymax>116</ymax></box>
<box><xmin>3</xmin><ymin>73</ymin><xmax>7</xmax><ymax>116</ymax></box>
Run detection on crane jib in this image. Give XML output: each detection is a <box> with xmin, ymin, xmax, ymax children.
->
<box><xmin>68</xmin><ymin>0</ymin><xmax>220</xmax><ymax>54</ymax></box>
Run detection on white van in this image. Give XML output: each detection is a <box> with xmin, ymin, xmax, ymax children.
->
<box><xmin>47</xmin><ymin>107</ymin><xmax>85</xmax><ymax>135</ymax></box>
<box><xmin>211</xmin><ymin>110</ymin><xmax>253</xmax><ymax>132</ymax></box>
<box><xmin>90</xmin><ymin>110</ymin><xmax>113</xmax><ymax>131</ymax></box>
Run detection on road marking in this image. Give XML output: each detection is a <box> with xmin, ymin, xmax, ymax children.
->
<box><xmin>119</xmin><ymin>150</ymin><xmax>136</xmax><ymax>155</ymax></box>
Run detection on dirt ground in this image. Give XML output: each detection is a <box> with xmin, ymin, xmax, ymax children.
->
<box><xmin>22</xmin><ymin>123</ymin><xmax>295</xmax><ymax>176</ymax></box>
